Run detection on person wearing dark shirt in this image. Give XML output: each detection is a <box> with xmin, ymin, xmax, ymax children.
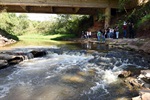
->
<box><xmin>128</xmin><ymin>22</ymin><xmax>134</xmax><ymax>38</ymax></box>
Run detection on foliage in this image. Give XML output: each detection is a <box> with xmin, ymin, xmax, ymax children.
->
<box><xmin>49</xmin><ymin>14</ymin><xmax>84</xmax><ymax>35</ymax></box>
<box><xmin>47</xmin><ymin>14</ymin><xmax>93</xmax><ymax>38</ymax></box>
<box><xmin>0</xmin><ymin>29</ymin><xmax>19</xmax><ymax>40</ymax></box>
<box><xmin>138</xmin><ymin>14</ymin><xmax>150</xmax><ymax>26</ymax></box>
<box><xmin>0</xmin><ymin>12</ymin><xmax>92</xmax><ymax>40</ymax></box>
<box><xmin>118</xmin><ymin>0</ymin><xmax>131</xmax><ymax>13</ymax></box>
<box><xmin>0</xmin><ymin>13</ymin><xmax>53</xmax><ymax>36</ymax></box>
<box><xmin>116</xmin><ymin>0</ymin><xmax>150</xmax><ymax>32</ymax></box>
<box><xmin>78</xmin><ymin>15</ymin><xmax>93</xmax><ymax>34</ymax></box>
<box><xmin>97</xmin><ymin>10</ymin><xmax>105</xmax><ymax>21</ymax></box>
<box><xmin>0</xmin><ymin>13</ymin><xmax>17</xmax><ymax>34</ymax></box>
<box><xmin>0</xmin><ymin>13</ymin><xmax>29</xmax><ymax>36</ymax></box>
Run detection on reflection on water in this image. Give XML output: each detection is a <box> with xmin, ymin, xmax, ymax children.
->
<box><xmin>80</xmin><ymin>42</ymin><xmax>109</xmax><ymax>52</ymax></box>
<box><xmin>0</xmin><ymin>39</ymin><xmax>77</xmax><ymax>51</ymax></box>
<box><xmin>0</xmin><ymin>40</ymin><xmax>150</xmax><ymax>100</ymax></box>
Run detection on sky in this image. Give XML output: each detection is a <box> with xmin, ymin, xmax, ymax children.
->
<box><xmin>16</xmin><ymin>13</ymin><xmax>57</xmax><ymax>21</ymax></box>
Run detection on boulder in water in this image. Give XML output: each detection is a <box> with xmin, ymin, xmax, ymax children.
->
<box><xmin>62</xmin><ymin>75</ymin><xmax>85</xmax><ymax>83</ymax></box>
<box><xmin>7</xmin><ymin>56</ymin><xmax>24</xmax><ymax>65</ymax></box>
<box><xmin>140</xmin><ymin>90</ymin><xmax>150</xmax><ymax>100</ymax></box>
<box><xmin>124</xmin><ymin>77</ymin><xmax>143</xmax><ymax>90</ymax></box>
<box><xmin>30</xmin><ymin>50</ymin><xmax>47</xmax><ymax>57</ymax></box>
<box><xmin>0</xmin><ymin>60</ymin><xmax>8</xmax><ymax>68</ymax></box>
<box><xmin>118</xmin><ymin>71</ymin><xmax>131</xmax><ymax>78</ymax></box>
<box><xmin>132</xmin><ymin>96</ymin><xmax>141</xmax><ymax>100</ymax></box>
<box><xmin>132</xmin><ymin>89</ymin><xmax>150</xmax><ymax>100</ymax></box>
<box><xmin>0</xmin><ymin>53</ymin><xmax>24</xmax><ymax>65</ymax></box>
<box><xmin>140</xmin><ymin>70</ymin><xmax>150</xmax><ymax>79</ymax></box>
<box><xmin>0</xmin><ymin>54</ymin><xmax>16</xmax><ymax>60</ymax></box>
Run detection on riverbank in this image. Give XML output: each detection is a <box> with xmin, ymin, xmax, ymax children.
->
<box><xmin>73</xmin><ymin>38</ymin><xmax>150</xmax><ymax>54</ymax></box>
<box><xmin>74</xmin><ymin>38</ymin><xmax>150</xmax><ymax>100</ymax></box>
<box><xmin>0</xmin><ymin>34</ymin><xmax>150</xmax><ymax>55</ymax></box>
<box><xmin>0</xmin><ymin>29</ymin><xmax>18</xmax><ymax>47</ymax></box>
<box><xmin>0</xmin><ymin>35</ymin><xmax>17</xmax><ymax>47</ymax></box>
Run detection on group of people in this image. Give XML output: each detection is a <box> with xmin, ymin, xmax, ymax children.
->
<box><xmin>97</xmin><ymin>21</ymin><xmax>135</xmax><ymax>42</ymax></box>
<box><xmin>81</xmin><ymin>21</ymin><xmax>135</xmax><ymax>42</ymax></box>
<box><xmin>96</xmin><ymin>26</ymin><xmax>119</xmax><ymax>42</ymax></box>
<box><xmin>81</xmin><ymin>30</ymin><xmax>92</xmax><ymax>39</ymax></box>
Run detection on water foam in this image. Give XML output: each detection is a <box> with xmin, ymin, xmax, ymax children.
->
<box><xmin>0</xmin><ymin>84</ymin><xmax>12</xmax><ymax>98</ymax></box>
<box><xmin>102</xmin><ymin>70</ymin><xmax>118</xmax><ymax>84</ymax></box>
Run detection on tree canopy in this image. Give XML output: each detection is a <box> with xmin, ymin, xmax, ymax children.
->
<box><xmin>0</xmin><ymin>13</ymin><xmax>90</xmax><ymax>38</ymax></box>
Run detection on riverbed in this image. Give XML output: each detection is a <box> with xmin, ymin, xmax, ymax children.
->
<box><xmin>0</xmin><ymin>40</ymin><xmax>150</xmax><ymax>100</ymax></box>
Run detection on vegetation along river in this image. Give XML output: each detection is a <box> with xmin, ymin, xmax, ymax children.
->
<box><xmin>0</xmin><ymin>39</ymin><xmax>150</xmax><ymax>100</ymax></box>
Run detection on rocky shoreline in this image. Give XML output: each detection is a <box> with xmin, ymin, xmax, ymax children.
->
<box><xmin>118</xmin><ymin>70</ymin><xmax>150</xmax><ymax>100</ymax></box>
<box><xmin>0</xmin><ymin>34</ymin><xmax>17</xmax><ymax>47</ymax></box>
<box><xmin>108</xmin><ymin>38</ymin><xmax>150</xmax><ymax>100</ymax></box>
<box><xmin>0</xmin><ymin>50</ymin><xmax>47</xmax><ymax>69</ymax></box>
<box><xmin>106</xmin><ymin>38</ymin><xmax>150</xmax><ymax>54</ymax></box>
<box><xmin>74</xmin><ymin>38</ymin><xmax>150</xmax><ymax>100</ymax></box>
<box><xmin>74</xmin><ymin>38</ymin><xmax>150</xmax><ymax>54</ymax></box>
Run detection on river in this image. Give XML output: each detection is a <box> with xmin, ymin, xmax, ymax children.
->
<box><xmin>0</xmin><ymin>39</ymin><xmax>150</xmax><ymax>100</ymax></box>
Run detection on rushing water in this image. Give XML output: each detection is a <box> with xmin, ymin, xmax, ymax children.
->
<box><xmin>0</xmin><ymin>40</ymin><xmax>150</xmax><ymax>100</ymax></box>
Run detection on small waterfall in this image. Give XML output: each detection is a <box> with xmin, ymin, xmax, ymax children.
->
<box><xmin>25</xmin><ymin>53</ymin><xmax>34</xmax><ymax>59</ymax></box>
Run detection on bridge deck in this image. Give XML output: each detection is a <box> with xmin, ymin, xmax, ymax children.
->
<box><xmin>0</xmin><ymin>0</ymin><xmax>119</xmax><ymax>14</ymax></box>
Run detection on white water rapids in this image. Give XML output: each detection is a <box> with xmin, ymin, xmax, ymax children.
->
<box><xmin>0</xmin><ymin>48</ymin><xmax>149</xmax><ymax>100</ymax></box>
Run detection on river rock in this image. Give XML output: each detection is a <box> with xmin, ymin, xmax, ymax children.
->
<box><xmin>124</xmin><ymin>77</ymin><xmax>143</xmax><ymax>90</ymax></box>
<box><xmin>140</xmin><ymin>70</ymin><xmax>150</xmax><ymax>79</ymax></box>
<box><xmin>0</xmin><ymin>60</ymin><xmax>8</xmax><ymax>68</ymax></box>
<box><xmin>77</xmin><ymin>71</ymin><xmax>89</xmax><ymax>77</ymax></box>
<box><xmin>118</xmin><ymin>70</ymin><xmax>131</xmax><ymax>78</ymax></box>
<box><xmin>0</xmin><ymin>40</ymin><xmax>5</xmax><ymax>46</ymax></box>
<box><xmin>0</xmin><ymin>54</ymin><xmax>16</xmax><ymax>60</ymax></box>
<box><xmin>132</xmin><ymin>90</ymin><xmax>150</xmax><ymax>100</ymax></box>
<box><xmin>137</xmin><ymin>70</ymin><xmax>150</xmax><ymax>89</ymax></box>
<box><xmin>30</xmin><ymin>50</ymin><xmax>47</xmax><ymax>57</ymax></box>
<box><xmin>140</xmin><ymin>90</ymin><xmax>150</xmax><ymax>100</ymax></box>
<box><xmin>62</xmin><ymin>74</ymin><xmax>85</xmax><ymax>83</ymax></box>
<box><xmin>7</xmin><ymin>56</ymin><xmax>24</xmax><ymax>64</ymax></box>
<box><xmin>13</xmin><ymin>52</ymin><xmax>34</xmax><ymax>60</ymax></box>
<box><xmin>132</xmin><ymin>96</ymin><xmax>141</xmax><ymax>100</ymax></box>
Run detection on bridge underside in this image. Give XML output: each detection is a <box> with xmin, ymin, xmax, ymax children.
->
<box><xmin>0</xmin><ymin>0</ymin><xmax>140</xmax><ymax>28</ymax></box>
<box><xmin>0</xmin><ymin>0</ymin><xmax>143</xmax><ymax>15</ymax></box>
<box><xmin>0</xmin><ymin>5</ymin><xmax>105</xmax><ymax>15</ymax></box>
<box><xmin>0</xmin><ymin>0</ymin><xmax>120</xmax><ymax>15</ymax></box>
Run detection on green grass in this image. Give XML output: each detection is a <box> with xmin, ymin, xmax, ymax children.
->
<box><xmin>19</xmin><ymin>34</ymin><xmax>76</xmax><ymax>41</ymax></box>
<box><xmin>138</xmin><ymin>14</ymin><xmax>150</xmax><ymax>26</ymax></box>
<box><xmin>19</xmin><ymin>34</ymin><xmax>62</xmax><ymax>40</ymax></box>
<box><xmin>51</xmin><ymin>34</ymin><xmax>76</xmax><ymax>40</ymax></box>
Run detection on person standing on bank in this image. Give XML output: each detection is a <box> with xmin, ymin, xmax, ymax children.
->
<box><xmin>128</xmin><ymin>22</ymin><xmax>135</xmax><ymax>38</ymax></box>
<box><xmin>123</xmin><ymin>21</ymin><xmax>127</xmax><ymax>38</ymax></box>
<box><xmin>97</xmin><ymin>30</ymin><xmax>101</xmax><ymax>41</ymax></box>
<box><xmin>115</xmin><ymin>26</ymin><xmax>119</xmax><ymax>39</ymax></box>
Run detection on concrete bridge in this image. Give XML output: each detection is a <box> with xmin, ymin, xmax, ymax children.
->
<box><xmin>0</xmin><ymin>0</ymin><xmax>147</xmax><ymax>28</ymax></box>
<box><xmin>0</xmin><ymin>0</ymin><xmax>121</xmax><ymax>14</ymax></box>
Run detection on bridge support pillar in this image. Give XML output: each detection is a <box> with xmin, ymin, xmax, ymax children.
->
<box><xmin>104</xmin><ymin>7</ymin><xmax>111</xmax><ymax>29</ymax></box>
